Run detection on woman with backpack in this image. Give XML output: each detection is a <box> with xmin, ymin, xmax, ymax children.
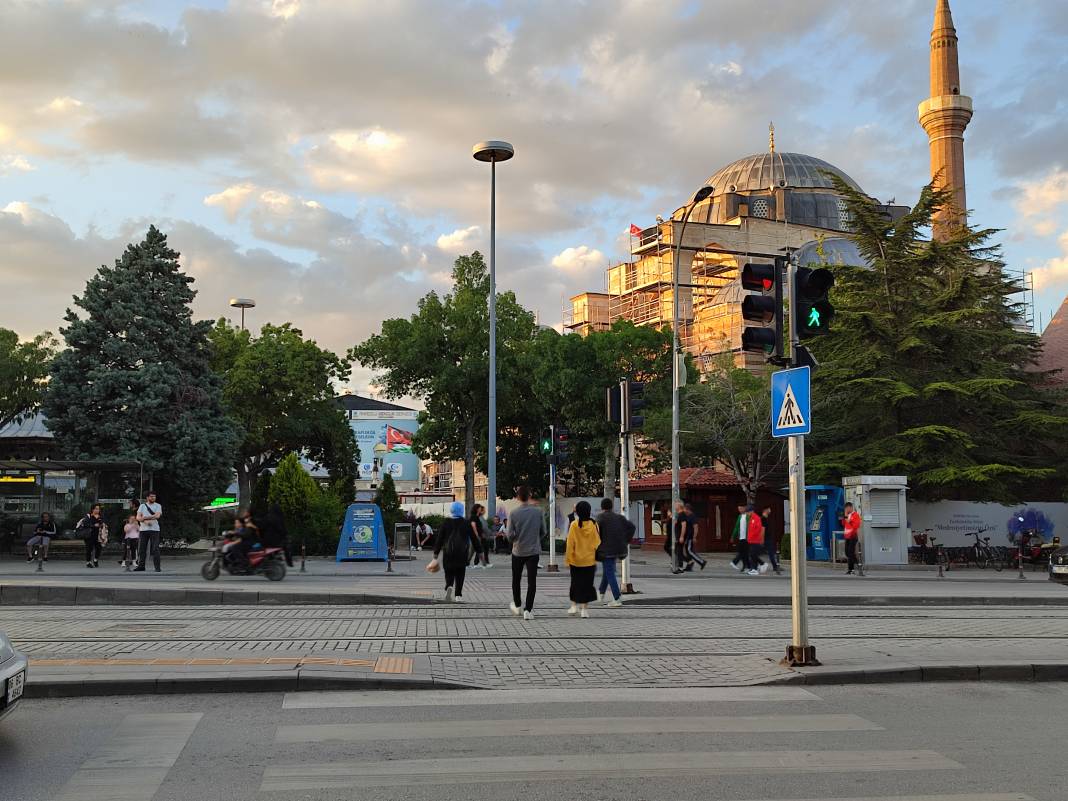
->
<box><xmin>432</xmin><ymin>501</ymin><xmax>477</xmax><ymax>603</ymax></box>
<box><xmin>76</xmin><ymin>504</ymin><xmax>106</xmax><ymax>568</ymax></box>
<box><xmin>565</xmin><ymin>501</ymin><xmax>601</xmax><ymax>619</ymax></box>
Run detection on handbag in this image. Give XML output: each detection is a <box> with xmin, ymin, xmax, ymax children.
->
<box><xmin>425</xmin><ymin>557</ymin><xmax>441</xmax><ymax>573</ymax></box>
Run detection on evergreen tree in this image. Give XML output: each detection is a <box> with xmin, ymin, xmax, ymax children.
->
<box><xmin>807</xmin><ymin>178</ymin><xmax>1068</xmax><ymax>502</ymax></box>
<box><xmin>373</xmin><ymin>473</ymin><xmax>402</xmax><ymax>546</ymax></box>
<box><xmin>44</xmin><ymin>227</ymin><xmax>237</xmax><ymax>504</ymax></box>
<box><xmin>267</xmin><ymin>452</ymin><xmax>318</xmax><ymax>546</ymax></box>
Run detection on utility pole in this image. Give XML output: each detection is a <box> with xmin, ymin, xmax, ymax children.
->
<box><xmin>619</xmin><ymin>428</ymin><xmax>635</xmax><ymax>594</ymax></box>
<box><xmin>548</xmin><ymin>423</ymin><xmax>558</xmax><ymax>573</ymax></box>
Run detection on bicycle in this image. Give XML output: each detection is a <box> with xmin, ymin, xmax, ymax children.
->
<box><xmin>966</xmin><ymin>529</ymin><xmax>1002</xmax><ymax>572</ymax></box>
<box><xmin>922</xmin><ymin>532</ymin><xmax>950</xmax><ymax>576</ymax></box>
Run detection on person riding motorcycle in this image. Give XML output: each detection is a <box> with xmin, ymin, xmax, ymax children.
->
<box><xmin>227</xmin><ymin>515</ymin><xmax>260</xmax><ymax>570</ymax></box>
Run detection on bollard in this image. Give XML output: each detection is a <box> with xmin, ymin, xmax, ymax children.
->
<box><xmin>300</xmin><ymin>542</ymin><xmax>306</xmax><ymax>573</ymax></box>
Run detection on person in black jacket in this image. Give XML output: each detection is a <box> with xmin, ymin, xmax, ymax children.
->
<box><xmin>76</xmin><ymin>504</ymin><xmax>106</xmax><ymax>568</ymax></box>
<box><xmin>27</xmin><ymin>512</ymin><xmax>57</xmax><ymax>562</ymax></box>
<box><xmin>595</xmin><ymin>498</ymin><xmax>635</xmax><ymax>607</ymax></box>
<box><xmin>434</xmin><ymin>501</ymin><xmax>477</xmax><ymax>603</ymax></box>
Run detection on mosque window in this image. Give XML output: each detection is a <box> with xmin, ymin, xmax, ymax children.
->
<box><xmin>836</xmin><ymin>198</ymin><xmax>851</xmax><ymax>228</ymax></box>
<box><xmin>751</xmin><ymin>198</ymin><xmax>770</xmax><ymax>219</ymax></box>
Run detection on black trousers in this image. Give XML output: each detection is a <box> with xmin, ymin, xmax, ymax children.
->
<box><xmin>83</xmin><ymin>537</ymin><xmax>101</xmax><ymax>563</ymax></box>
<box><xmin>732</xmin><ymin>540</ymin><xmax>751</xmax><ymax>570</ymax></box>
<box><xmin>122</xmin><ymin>538</ymin><xmax>139</xmax><ymax>562</ymax></box>
<box><xmin>444</xmin><ymin>564</ymin><xmax>466</xmax><ymax>596</ymax></box>
<box><xmin>471</xmin><ymin>537</ymin><xmax>490</xmax><ymax>565</ymax></box>
<box><xmin>846</xmin><ymin>538</ymin><xmax>859</xmax><ymax>572</ymax></box>
<box><xmin>512</xmin><ymin>554</ymin><xmax>539</xmax><ymax>611</ymax></box>
<box><xmin>137</xmin><ymin>530</ymin><xmax>161</xmax><ymax>570</ymax></box>
<box><xmin>683</xmin><ymin>537</ymin><xmax>706</xmax><ymax>568</ymax></box>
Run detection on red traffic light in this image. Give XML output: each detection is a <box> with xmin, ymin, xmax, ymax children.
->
<box><xmin>741</xmin><ymin>262</ymin><xmax>777</xmax><ymax>293</ymax></box>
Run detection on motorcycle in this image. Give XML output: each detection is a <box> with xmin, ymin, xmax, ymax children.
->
<box><xmin>201</xmin><ymin>536</ymin><xmax>287</xmax><ymax>581</ymax></box>
<box><xmin>1014</xmin><ymin>530</ymin><xmax>1060</xmax><ymax>570</ymax></box>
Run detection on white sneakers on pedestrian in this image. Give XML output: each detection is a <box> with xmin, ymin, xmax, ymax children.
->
<box><xmin>523</xmin><ymin>610</ymin><xmax>534</xmax><ymax>621</ymax></box>
<box><xmin>596</xmin><ymin>592</ymin><xmax>604</xmax><ymax>603</ymax></box>
<box><xmin>567</xmin><ymin>604</ymin><xmax>578</xmax><ymax>616</ymax></box>
<box><xmin>730</xmin><ymin>561</ymin><xmax>741</xmax><ymax>572</ymax></box>
<box><xmin>454</xmin><ymin>596</ymin><xmax>463</xmax><ymax>603</ymax></box>
<box><xmin>607</xmin><ymin>599</ymin><xmax>623</xmax><ymax>608</ymax></box>
<box><xmin>444</xmin><ymin>587</ymin><xmax>455</xmax><ymax>603</ymax></box>
<box><xmin>746</xmin><ymin>569</ymin><xmax>759</xmax><ymax>576</ymax></box>
<box><xmin>509</xmin><ymin>602</ymin><xmax>521</xmax><ymax>616</ymax></box>
<box><xmin>579</xmin><ymin>609</ymin><xmax>590</xmax><ymax>619</ymax></box>
<box><xmin>758</xmin><ymin>563</ymin><xmax>769</xmax><ymax>575</ymax></box>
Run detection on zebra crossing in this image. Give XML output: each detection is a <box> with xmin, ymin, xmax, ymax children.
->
<box><xmin>47</xmin><ymin>687</ymin><xmax>1039</xmax><ymax>800</ymax></box>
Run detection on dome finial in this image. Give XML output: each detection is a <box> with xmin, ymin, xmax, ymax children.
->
<box><xmin>768</xmin><ymin>121</ymin><xmax>775</xmax><ymax>154</ymax></box>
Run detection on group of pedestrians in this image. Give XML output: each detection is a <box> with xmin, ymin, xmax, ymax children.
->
<box><xmin>729</xmin><ymin>502</ymin><xmax>782</xmax><ymax>576</ymax></box>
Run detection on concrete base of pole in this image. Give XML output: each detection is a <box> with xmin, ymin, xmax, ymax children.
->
<box><xmin>622</xmin><ymin>583</ymin><xmax>637</xmax><ymax>594</ymax></box>
<box><xmin>780</xmin><ymin>645</ymin><xmax>820</xmax><ymax>667</ymax></box>
<box><xmin>300</xmin><ymin>543</ymin><xmax>306</xmax><ymax>573</ymax></box>
<box><xmin>546</xmin><ymin>564</ymin><xmax>560</xmax><ymax>573</ymax></box>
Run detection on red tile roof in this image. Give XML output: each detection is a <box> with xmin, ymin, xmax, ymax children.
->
<box><xmin>629</xmin><ymin>467</ymin><xmax>742</xmax><ymax>491</ymax></box>
<box><xmin>1037</xmin><ymin>296</ymin><xmax>1068</xmax><ymax>384</ymax></box>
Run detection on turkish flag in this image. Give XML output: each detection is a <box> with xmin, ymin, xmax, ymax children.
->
<box><xmin>385</xmin><ymin>425</ymin><xmax>413</xmax><ymax>452</ymax></box>
<box><xmin>629</xmin><ymin>223</ymin><xmax>642</xmax><ymax>236</ymax></box>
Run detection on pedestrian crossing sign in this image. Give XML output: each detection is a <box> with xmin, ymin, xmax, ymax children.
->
<box><xmin>771</xmin><ymin>366</ymin><xmax>811</xmax><ymax>438</ymax></box>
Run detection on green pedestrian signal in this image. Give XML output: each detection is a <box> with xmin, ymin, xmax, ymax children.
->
<box><xmin>794</xmin><ymin>266</ymin><xmax>835</xmax><ymax>340</ymax></box>
<box><xmin>807</xmin><ymin>307</ymin><xmax>821</xmax><ymax>328</ymax></box>
<box><xmin>539</xmin><ymin>428</ymin><xmax>553</xmax><ymax>455</ymax></box>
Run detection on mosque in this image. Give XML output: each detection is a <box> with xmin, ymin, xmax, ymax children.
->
<box><xmin>565</xmin><ymin>0</ymin><xmax>975</xmax><ymax>372</ymax></box>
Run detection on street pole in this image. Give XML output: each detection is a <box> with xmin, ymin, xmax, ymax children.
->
<box><xmin>620</xmin><ymin>428</ymin><xmax>635</xmax><ymax>594</ymax></box>
<box><xmin>783</xmin><ymin>255</ymin><xmax>819</xmax><ymax>667</ymax></box>
<box><xmin>548</xmin><ymin>424</ymin><xmax>558</xmax><ymax>572</ymax></box>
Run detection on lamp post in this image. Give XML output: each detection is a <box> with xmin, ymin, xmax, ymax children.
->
<box><xmin>670</xmin><ymin>185</ymin><xmax>713</xmax><ymax>572</ymax></box>
<box><xmin>472</xmin><ymin>140</ymin><xmax>514</xmax><ymax>523</ymax></box>
<box><xmin>229</xmin><ymin>297</ymin><xmax>256</xmax><ymax>331</ymax></box>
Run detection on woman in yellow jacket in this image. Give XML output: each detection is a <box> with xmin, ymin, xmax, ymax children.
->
<box><xmin>565</xmin><ymin>501</ymin><xmax>601</xmax><ymax>619</ymax></box>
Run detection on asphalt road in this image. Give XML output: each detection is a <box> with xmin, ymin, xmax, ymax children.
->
<box><xmin>0</xmin><ymin>683</ymin><xmax>1058</xmax><ymax>800</ymax></box>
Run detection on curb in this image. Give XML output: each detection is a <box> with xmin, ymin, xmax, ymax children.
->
<box><xmin>624</xmin><ymin>594</ymin><xmax>1068</xmax><ymax>607</ymax></box>
<box><xmin>784</xmin><ymin>662</ymin><xmax>1068</xmax><ymax>685</ymax></box>
<box><xmin>24</xmin><ymin>670</ymin><xmax>476</xmax><ymax>698</ymax></box>
<box><xmin>0</xmin><ymin>584</ymin><xmax>433</xmax><ymax>607</ymax></box>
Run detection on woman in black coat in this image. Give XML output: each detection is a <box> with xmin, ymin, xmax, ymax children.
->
<box><xmin>434</xmin><ymin>501</ymin><xmax>477</xmax><ymax>603</ymax></box>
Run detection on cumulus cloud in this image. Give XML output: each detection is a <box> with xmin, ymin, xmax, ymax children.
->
<box><xmin>0</xmin><ymin>154</ymin><xmax>34</xmax><ymax>173</ymax></box>
<box><xmin>551</xmin><ymin>245</ymin><xmax>607</xmax><ymax>274</ymax></box>
<box><xmin>436</xmin><ymin>225</ymin><xmax>481</xmax><ymax>253</ymax></box>
<box><xmin>1031</xmin><ymin>231</ymin><xmax>1068</xmax><ymax>291</ymax></box>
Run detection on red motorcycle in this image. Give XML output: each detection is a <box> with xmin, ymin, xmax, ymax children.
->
<box><xmin>1014</xmin><ymin>530</ymin><xmax>1060</xmax><ymax>571</ymax></box>
<box><xmin>201</xmin><ymin>536</ymin><xmax>287</xmax><ymax>581</ymax></box>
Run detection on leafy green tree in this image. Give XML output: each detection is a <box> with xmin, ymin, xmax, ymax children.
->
<box><xmin>352</xmin><ymin>252</ymin><xmax>536</xmax><ymax>510</ymax></box>
<box><xmin>43</xmin><ymin>226</ymin><xmax>237</xmax><ymax>504</ymax></box>
<box><xmin>373</xmin><ymin>473</ymin><xmax>402</xmax><ymax>545</ymax></box>
<box><xmin>210</xmin><ymin>321</ymin><xmax>359</xmax><ymax>505</ymax></box>
<box><xmin>807</xmin><ymin>178</ymin><xmax>1068</xmax><ymax>501</ymax></box>
<box><xmin>0</xmin><ymin>328</ymin><xmax>56</xmax><ymax>430</ymax></box>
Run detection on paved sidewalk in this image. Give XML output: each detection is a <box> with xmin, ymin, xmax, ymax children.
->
<box><xmin>3</xmin><ymin>551</ymin><xmax>1065</xmax><ymax>606</ymax></box>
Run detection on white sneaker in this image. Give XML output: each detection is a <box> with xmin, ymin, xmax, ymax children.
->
<box><xmin>758</xmin><ymin>563</ymin><xmax>769</xmax><ymax>575</ymax></box>
<box><xmin>580</xmin><ymin>609</ymin><xmax>590</xmax><ymax>619</ymax></box>
<box><xmin>454</xmin><ymin>596</ymin><xmax>463</xmax><ymax>603</ymax></box>
<box><xmin>509</xmin><ymin>602</ymin><xmax>521</xmax><ymax>616</ymax></box>
<box><xmin>730</xmin><ymin>561</ymin><xmax>742</xmax><ymax>572</ymax></box>
<box><xmin>596</xmin><ymin>592</ymin><xmax>604</xmax><ymax>603</ymax></box>
<box><xmin>523</xmin><ymin>610</ymin><xmax>534</xmax><ymax>621</ymax></box>
<box><xmin>567</xmin><ymin>604</ymin><xmax>577</xmax><ymax>616</ymax></box>
<box><xmin>746</xmin><ymin>569</ymin><xmax>759</xmax><ymax>576</ymax></box>
<box><xmin>444</xmin><ymin>587</ymin><xmax>455</xmax><ymax>602</ymax></box>
<box><xmin>484</xmin><ymin>563</ymin><xmax>492</xmax><ymax>568</ymax></box>
<box><xmin>607</xmin><ymin>599</ymin><xmax>623</xmax><ymax>608</ymax></box>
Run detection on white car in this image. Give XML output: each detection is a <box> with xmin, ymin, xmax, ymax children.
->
<box><xmin>0</xmin><ymin>631</ymin><xmax>27</xmax><ymax>721</ymax></box>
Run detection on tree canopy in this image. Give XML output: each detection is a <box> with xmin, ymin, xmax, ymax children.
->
<box><xmin>43</xmin><ymin>226</ymin><xmax>237</xmax><ymax>504</ymax></box>
<box><xmin>0</xmin><ymin>328</ymin><xmax>56</xmax><ymax>430</ymax></box>
<box><xmin>807</xmin><ymin>177</ymin><xmax>1068</xmax><ymax>502</ymax></box>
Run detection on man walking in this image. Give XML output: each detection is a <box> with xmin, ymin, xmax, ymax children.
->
<box><xmin>508</xmin><ymin>486</ymin><xmax>544</xmax><ymax>620</ymax></box>
<box><xmin>681</xmin><ymin>502</ymin><xmax>707</xmax><ymax>571</ymax></box>
<box><xmin>760</xmin><ymin>505</ymin><xmax>782</xmax><ymax>575</ymax></box>
<box><xmin>843</xmin><ymin>501</ymin><xmax>861</xmax><ymax>575</ymax></box>
<box><xmin>595</xmin><ymin>498</ymin><xmax>635</xmax><ymax>607</ymax></box>
<box><xmin>730</xmin><ymin>502</ymin><xmax>750</xmax><ymax>573</ymax></box>
<box><xmin>746</xmin><ymin>507</ymin><xmax>768</xmax><ymax>576</ymax></box>
<box><xmin>134</xmin><ymin>490</ymin><xmax>163</xmax><ymax>573</ymax></box>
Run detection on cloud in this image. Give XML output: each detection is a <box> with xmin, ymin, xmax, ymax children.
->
<box><xmin>436</xmin><ymin>225</ymin><xmax>481</xmax><ymax>253</ymax></box>
<box><xmin>551</xmin><ymin>245</ymin><xmax>607</xmax><ymax>274</ymax></box>
<box><xmin>204</xmin><ymin>183</ymin><xmax>258</xmax><ymax>221</ymax></box>
<box><xmin>1031</xmin><ymin>231</ymin><xmax>1068</xmax><ymax>291</ymax></box>
<box><xmin>0</xmin><ymin>154</ymin><xmax>35</xmax><ymax>174</ymax></box>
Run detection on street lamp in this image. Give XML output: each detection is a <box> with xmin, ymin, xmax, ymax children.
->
<box><xmin>670</xmin><ymin>184</ymin><xmax>713</xmax><ymax>572</ymax></box>
<box><xmin>472</xmin><ymin>140</ymin><xmax>514</xmax><ymax>523</ymax></box>
<box><xmin>229</xmin><ymin>297</ymin><xmax>256</xmax><ymax>331</ymax></box>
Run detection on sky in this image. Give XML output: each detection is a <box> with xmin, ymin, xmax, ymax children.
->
<box><xmin>2</xmin><ymin>0</ymin><xmax>1068</xmax><ymax>394</ymax></box>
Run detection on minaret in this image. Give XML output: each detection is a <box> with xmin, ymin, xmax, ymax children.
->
<box><xmin>918</xmin><ymin>0</ymin><xmax>973</xmax><ymax>238</ymax></box>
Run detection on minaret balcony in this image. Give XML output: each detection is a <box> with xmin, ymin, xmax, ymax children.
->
<box><xmin>918</xmin><ymin>94</ymin><xmax>973</xmax><ymax>128</ymax></box>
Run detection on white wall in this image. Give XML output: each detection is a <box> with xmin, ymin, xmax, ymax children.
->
<box><xmin>907</xmin><ymin>501</ymin><xmax>1068</xmax><ymax>548</ymax></box>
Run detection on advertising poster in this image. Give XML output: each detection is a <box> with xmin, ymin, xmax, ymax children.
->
<box><xmin>347</xmin><ymin>410</ymin><xmax>420</xmax><ymax>483</ymax></box>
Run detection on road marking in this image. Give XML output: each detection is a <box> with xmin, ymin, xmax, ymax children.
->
<box><xmin>282</xmin><ymin>686</ymin><xmax>821</xmax><ymax>709</ymax></box>
<box><xmin>277</xmin><ymin>714</ymin><xmax>880</xmax><ymax>744</ymax></box>
<box><xmin>717</xmin><ymin>796</ymin><xmax>1034</xmax><ymax>801</ymax></box>
<box><xmin>260</xmin><ymin>750</ymin><xmax>961</xmax><ymax>790</ymax></box>
<box><xmin>50</xmin><ymin>713</ymin><xmax>202</xmax><ymax>801</ymax></box>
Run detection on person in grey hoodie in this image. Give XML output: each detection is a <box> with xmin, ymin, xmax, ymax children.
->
<box><xmin>507</xmin><ymin>485</ymin><xmax>544</xmax><ymax>620</ymax></box>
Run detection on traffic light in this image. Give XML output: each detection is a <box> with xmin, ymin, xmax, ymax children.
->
<box><xmin>740</xmin><ymin>260</ymin><xmax>783</xmax><ymax>359</ymax></box>
<box><xmin>554</xmin><ymin>426</ymin><xmax>570</xmax><ymax>464</ymax></box>
<box><xmin>539</xmin><ymin>427</ymin><xmax>554</xmax><ymax>459</ymax></box>
<box><xmin>623</xmin><ymin>381</ymin><xmax>645</xmax><ymax>431</ymax></box>
<box><xmin>606</xmin><ymin>384</ymin><xmax>622</xmax><ymax>425</ymax></box>
<box><xmin>794</xmin><ymin>266</ymin><xmax>834</xmax><ymax>339</ymax></box>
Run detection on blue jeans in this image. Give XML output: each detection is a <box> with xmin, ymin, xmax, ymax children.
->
<box><xmin>598</xmin><ymin>557</ymin><xmax>621</xmax><ymax>601</ymax></box>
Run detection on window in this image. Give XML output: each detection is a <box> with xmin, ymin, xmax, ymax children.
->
<box><xmin>751</xmin><ymin>198</ymin><xmax>770</xmax><ymax>219</ymax></box>
<box><xmin>836</xmin><ymin>198</ymin><xmax>850</xmax><ymax>229</ymax></box>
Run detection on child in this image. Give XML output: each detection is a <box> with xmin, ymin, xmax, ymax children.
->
<box><xmin>121</xmin><ymin>514</ymin><xmax>140</xmax><ymax>570</ymax></box>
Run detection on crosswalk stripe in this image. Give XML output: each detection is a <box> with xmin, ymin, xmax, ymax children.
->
<box><xmin>276</xmin><ymin>713</ymin><xmax>880</xmax><ymax>743</ymax></box>
<box><xmin>282</xmin><ymin>686</ymin><xmax>821</xmax><ymax>709</ymax></box>
<box><xmin>50</xmin><ymin>713</ymin><xmax>202</xmax><ymax>801</ymax></box>
<box><xmin>717</xmin><ymin>796</ymin><xmax>1034</xmax><ymax>801</ymax></box>
<box><xmin>260</xmin><ymin>750</ymin><xmax>961</xmax><ymax>791</ymax></box>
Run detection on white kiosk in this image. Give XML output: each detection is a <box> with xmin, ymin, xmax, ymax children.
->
<box><xmin>842</xmin><ymin>475</ymin><xmax>909</xmax><ymax>566</ymax></box>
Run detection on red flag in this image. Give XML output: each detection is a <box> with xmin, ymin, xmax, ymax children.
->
<box><xmin>385</xmin><ymin>425</ymin><xmax>413</xmax><ymax>451</ymax></box>
<box><xmin>629</xmin><ymin>223</ymin><xmax>642</xmax><ymax>236</ymax></box>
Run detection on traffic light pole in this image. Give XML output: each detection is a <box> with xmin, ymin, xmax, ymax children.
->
<box><xmin>620</xmin><ymin>430</ymin><xmax>635</xmax><ymax>594</ymax></box>
<box><xmin>783</xmin><ymin>256</ymin><xmax>819</xmax><ymax>667</ymax></box>
<box><xmin>548</xmin><ymin>423</ymin><xmax>559</xmax><ymax>573</ymax></box>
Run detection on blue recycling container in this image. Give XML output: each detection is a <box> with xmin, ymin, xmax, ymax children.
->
<box><xmin>805</xmin><ymin>486</ymin><xmax>845</xmax><ymax>562</ymax></box>
<box><xmin>336</xmin><ymin>503</ymin><xmax>390</xmax><ymax>561</ymax></box>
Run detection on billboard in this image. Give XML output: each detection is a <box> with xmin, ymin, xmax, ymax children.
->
<box><xmin>347</xmin><ymin>410</ymin><xmax>420</xmax><ymax>483</ymax></box>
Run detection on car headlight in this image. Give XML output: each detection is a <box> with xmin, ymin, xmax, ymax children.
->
<box><xmin>1059</xmin><ymin>555</ymin><xmax>1066</xmax><ymax>565</ymax></box>
<box><xmin>0</xmin><ymin>634</ymin><xmax>13</xmax><ymax>663</ymax></box>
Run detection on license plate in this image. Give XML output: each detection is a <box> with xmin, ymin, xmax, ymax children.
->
<box><xmin>6</xmin><ymin>670</ymin><xmax>24</xmax><ymax>704</ymax></box>
<box><xmin>1053</xmin><ymin>565</ymin><xmax>1068</xmax><ymax>574</ymax></box>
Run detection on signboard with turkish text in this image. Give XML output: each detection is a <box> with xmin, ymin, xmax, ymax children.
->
<box><xmin>347</xmin><ymin>411</ymin><xmax>420</xmax><ymax>482</ymax></box>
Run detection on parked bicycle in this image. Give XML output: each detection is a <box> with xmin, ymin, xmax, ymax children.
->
<box><xmin>966</xmin><ymin>529</ymin><xmax>1003</xmax><ymax>571</ymax></box>
<box><xmin>915</xmin><ymin>530</ymin><xmax>949</xmax><ymax>573</ymax></box>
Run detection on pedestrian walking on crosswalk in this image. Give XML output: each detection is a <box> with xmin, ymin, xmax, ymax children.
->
<box><xmin>508</xmin><ymin>486</ymin><xmax>544</xmax><ymax>620</ymax></box>
<box><xmin>433</xmin><ymin>501</ymin><xmax>477</xmax><ymax>603</ymax></box>
<box><xmin>565</xmin><ymin>501</ymin><xmax>600</xmax><ymax>618</ymax></box>
<box><xmin>595</xmin><ymin>498</ymin><xmax>634</xmax><ymax>607</ymax></box>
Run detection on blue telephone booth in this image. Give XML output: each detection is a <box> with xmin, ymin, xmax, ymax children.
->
<box><xmin>805</xmin><ymin>486</ymin><xmax>844</xmax><ymax>561</ymax></box>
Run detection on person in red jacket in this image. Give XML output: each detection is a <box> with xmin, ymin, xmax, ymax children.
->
<box><xmin>745</xmin><ymin>506</ymin><xmax>767</xmax><ymax>576</ymax></box>
<box><xmin>842</xmin><ymin>502</ymin><xmax>862</xmax><ymax>574</ymax></box>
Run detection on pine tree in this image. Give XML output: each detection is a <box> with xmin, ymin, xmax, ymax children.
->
<box><xmin>808</xmin><ymin>178</ymin><xmax>1068</xmax><ymax>502</ymax></box>
<box><xmin>374</xmin><ymin>473</ymin><xmax>402</xmax><ymax>545</ymax></box>
<box><xmin>43</xmin><ymin>226</ymin><xmax>238</xmax><ymax>505</ymax></box>
<box><xmin>267</xmin><ymin>452</ymin><xmax>319</xmax><ymax>545</ymax></box>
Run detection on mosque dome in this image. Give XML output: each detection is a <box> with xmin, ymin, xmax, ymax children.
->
<box><xmin>687</xmin><ymin>152</ymin><xmax>865</xmax><ymax>232</ymax></box>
